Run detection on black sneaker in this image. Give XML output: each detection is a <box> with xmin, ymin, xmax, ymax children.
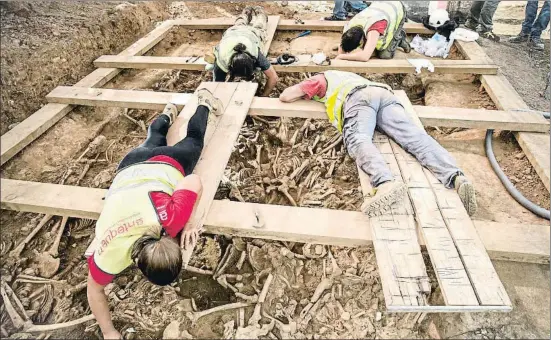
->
<box><xmin>528</xmin><ymin>36</ymin><xmax>545</xmax><ymax>51</ymax></box>
<box><xmin>508</xmin><ymin>34</ymin><xmax>530</xmax><ymax>44</ymax></box>
<box><xmin>479</xmin><ymin>30</ymin><xmax>500</xmax><ymax>42</ymax></box>
<box><xmin>324</xmin><ymin>14</ymin><xmax>346</xmax><ymax>21</ymax></box>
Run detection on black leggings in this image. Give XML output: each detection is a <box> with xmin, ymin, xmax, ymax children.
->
<box><xmin>117</xmin><ymin>105</ymin><xmax>209</xmax><ymax>175</ymax></box>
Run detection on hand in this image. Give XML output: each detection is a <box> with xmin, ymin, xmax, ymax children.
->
<box><xmin>180</xmin><ymin>225</ymin><xmax>204</xmax><ymax>249</ymax></box>
<box><xmin>335</xmin><ymin>54</ymin><xmax>343</xmax><ymax>60</ymax></box>
<box><xmin>103</xmin><ymin>330</ymin><xmax>122</xmax><ymax>339</ymax></box>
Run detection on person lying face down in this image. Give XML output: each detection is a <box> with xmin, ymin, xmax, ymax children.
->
<box><xmin>86</xmin><ymin>89</ymin><xmax>223</xmax><ymax>340</ymax></box>
<box><xmin>206</xmin><ymin>6</ymin><xmax>279</xmax><ymax>97</ymax></box>
<box><xmin>336</xmin><ymin>1</ymin><xmax>412</xmax><ymax>62</ymax></box>
<box><xmin>279</xmin><ymin>70</ymin><xmax>478</xmax><ymax>217</ymax></box>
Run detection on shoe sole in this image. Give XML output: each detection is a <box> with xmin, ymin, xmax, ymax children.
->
<box><xmin>361</xmin><ymin>183</ymin><xmax>407</xmax><ymax>217</ymax></box>
<box><xmin>197</xmin><ymin>88</ymin><xmax>224</xmax><ymax>116</ymax></box>
<box><xmin>458</xmin><ymin>182</ymin><xmax>477</xmax><ymax>216</ymax></box>
<box><xmin>161</xmin><ymin>103</ymin><xmax>178</xmax><ymax>125</ymax></box>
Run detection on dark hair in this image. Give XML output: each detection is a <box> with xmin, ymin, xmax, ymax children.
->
<box><xmin>341</xmin><ymin>26</ymin><xmax>366</xmax><ymax>53</ymax></box>
<box><xmin>132</xmin><ymin>234</ymin><xmax>182</xmax><ymax>286</ymax></box>
<box><xmin>229</xmin><ymin>43</ymin><xmax>255</xmax><ymax>80</ymax></box>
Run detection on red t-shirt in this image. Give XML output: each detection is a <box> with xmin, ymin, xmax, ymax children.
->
<box><xmin>368</xmin><ymin>20</ymin><xmax>388</xmax><ymax>35</ymax></box>
<box><xmin>298</xmin><ymin>74</ymin><xmax>329</xmax><ymax>99</ymax></box>
<box><xmin>88</xmin><ymin>155</ymin><xmax>197</xmax><ymax>285</ymax></box>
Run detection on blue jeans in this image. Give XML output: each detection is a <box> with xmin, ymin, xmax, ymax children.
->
<box><xmin>333</xmin><ymin>0</ymin><xmax>367</xmax><ymax>19</ymax></box>
<box><xmin>521</xmin><ymin>0</ymin><xmax>550</xmax><ymax>38</ymax></box>
<box><xmin>342</xmin><ymin>88</ymin><xmax>461</xmax><ymax>188</ymax></box>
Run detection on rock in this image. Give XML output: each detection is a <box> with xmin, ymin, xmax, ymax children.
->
<box><xmin>340</xmin><ymin>311</ymin><xmax>351</xmax><ymax>321</ymax></box>
<box><xmin>375</xmin><ymin>311</ymin><xmax>382</xmax><ymax>322</ymax></box>
<box><xmin>52</xmin><ymin>31</ymin><xmax>60</xmax><ymax>37</ymax></box>
<box><xmin>514</xmin><ymin>152</ymin><xmax>525</xmax><ymax>160</ymax></box>
<box><xmin>524</xmin><ymin>167</ymin><xmax>532</xmax><ymax>175</ymax></box>
<box><xmin>8</xmin><ymin>123</ymin><xmax>19</xmax><ymax>130</ymax></box>
<box><xmin>52</xmin><ymin>57</ymin><xmax>61</xmax><ymax>63</ymax></box>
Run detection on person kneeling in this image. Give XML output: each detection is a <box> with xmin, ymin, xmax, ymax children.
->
<box><xmin>279</xmin><ymin>70</ymin><xmax>477</xmax><ymax>216</ymax></box>
<box><xmin>336</xmin><ymin>1</ymin><xmax>411</xmax><ymax>61</ymax></box>
<box><xmin>205</xmin><ymin>6</ymin><xmax>278</xmax><ymax>96</ymax></box>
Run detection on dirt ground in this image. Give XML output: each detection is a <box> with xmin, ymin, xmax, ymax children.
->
<box><xmin>1</xmin><ymin>1</ymin><xmax>549</xmax><ymax>340</ymax></box>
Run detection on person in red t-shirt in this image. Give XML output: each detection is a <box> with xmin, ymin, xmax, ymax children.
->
<box><xmin>86</xmin><ymin>89</ymin><xmax>222</xmax><ymax>339</ymax></box>
<box><xmin>336</xmin><ymin>1</ymin><xmax>411</xmax><ymax>61</ymax></box>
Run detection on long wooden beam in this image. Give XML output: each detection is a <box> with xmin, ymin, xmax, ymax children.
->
<box><xmin>45</xmin><ymin>87</ymin><xmax>549</xmax><ymax>133</ymax></box>
<box><xmin>1</xmin><ymin>178</ymin><xmax>548</xmax><ymax>264</ymax></box>
<box><xmin>93</xmin><ymin>55</ymin><xmax>499</xmax><ymax>75</ymax></box>
<box><xmin>396</xmin><ymin>91</ymin><xmax>511</xmax><ymax>307</ymax></box>
<box><xmin>172</xmin><ymin>18</ymin><xmax>433</xmax><ymax>34</ymax></box>
<box><xmin>0</xmin><ymin>20</ymin><xmax>176</xmax><ymax>166</ymax></box>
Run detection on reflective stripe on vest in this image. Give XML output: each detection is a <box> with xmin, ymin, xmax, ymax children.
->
<box><xmin>345</xmin><ymin>1</ymin><xmax>404</xmax><ymax>50</ymax></box>
<box><xmin>313</xmin><ymin>71</ymin><xmax>392</xmax><ymax>132</ymax></box>
<box><xmin>93</xmin><ymin>162</ymin><xmax>185</xmax><ymax>274</ymax></box>
<box><xmin>214</xmin><ymin>26</ymin><xmax>260</xmax><ymax>73</ymax></box>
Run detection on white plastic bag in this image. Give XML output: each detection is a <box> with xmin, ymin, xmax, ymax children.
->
<box><xmin>312</xmin><ymin>52</ymin><xmax>327</xmax><ymax>65</ymax></box>
<box><xmin>409</xmin><ymin>33</ymin><xmax>451</xmax><ymax>58</ymax></box>
<box><xmin>451</xmin><ymin>28</ymin><xmax>479</xmax><ymax>42</ymax></box>
<box><xmin>408</xmin><ymin>59</ymin><xmax>435</xmax><ymax>74</ymax></box>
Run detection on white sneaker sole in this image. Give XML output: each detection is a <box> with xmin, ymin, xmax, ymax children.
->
<box><xmin>361</xmin><ymin>183</ymin><xmax>407</xmax><ymax>217</ymax></box>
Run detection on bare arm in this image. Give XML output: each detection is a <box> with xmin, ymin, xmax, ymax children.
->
<box><xmin>336</xmin><ymin>30</ymin><xmax>380</xmax><ymax>62</ymax></box>
<box><xmin>177</xmin><ymin>174</ymin><xmax>203</xmax><ymax>249</ymax></box>
<box><xmin>262</xmin><ymin>66</ymin><xmax>279</xmax><ymax>97</ymax></box>
<box><xmin>87</xmin><ymin>272</ymin><xmax>121</xmax><ymax>339</ymax></box>
<box><xmin>279</xmin><ymin>84</ymin><xmax>307</xmax><ymax>103</ymax></box>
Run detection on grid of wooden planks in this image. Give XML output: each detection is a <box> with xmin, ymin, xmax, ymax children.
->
<box><xmin>1</xmin><ymin>17</ymin><xmax>548</xmax><ymax>314</ymax></box>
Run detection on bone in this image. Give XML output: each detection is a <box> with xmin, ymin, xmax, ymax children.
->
<box><xmin>26</xmin><ymin>314</ymin><xmax>95</xmax><ymax>333</ymax></box>
<box><xmin>325</xmin><ymin>161</ymin><xmax>337</xmax><ymax>179</ymax></box>
<box><xmin>223</xmin><ymin>320</ymin><xmax>235</xmax><ymax>339</ymax></box>
<box><xmin>217</xmin><ymin>276</ymin><xmax>238</xmax><ymax>293</ymax></box>
<box><xmin>48</xmin><ymin>216</ymin><xmax>69</xmax><ymax>257</ymax></box>
<box><xmin>235</xmin><ymin>251</ymin><xmax>247</xmax><ymax>270</ymax></box>
<box><xmin>235</xmin><ymin>292</ymin><xmax>259</xmax><ymax>303</ymax></box>
<box><xmin>319</xmin><ymin>188</ymin><xmax>336</xmax><ymax>200</ymax></box>
<box><xmin>10</xmin><ymin>215</ymin><xmax>53</xmax><ymax>258</ymax></box>
<box><xmin>186</xmin><ymin>302</ymin><xmax>253</xmax><ymax>324</ymax></box>
<box><xmin>319</xmin><ymin>136</ymin><xmax>343</xmax><ymax>155</ymax></box>
<box><xmin>277</xmin><ymin>181</ymin><xmax>297</xmax><ymax>207</ymax></box>
<box><xmin>289</xmin><ymin>130</ymin><xmax>300</xmax><ymax>146</ymax></box>
<box><xmin>289</xmin><ymin>159</ymin><xmax>310</xmax><ymax>181</ymax></box>
<box><xmin>248</xmin><ymin>273</ymin><xmax>273</xmax><ymax>326</ymax></box>
<box><xmin>255</xmin><ymin>145</ymin><xmax>263</xmax><ymax>173</ymax></box>
<box><xmin>185</xmin><ymin>266</ymin><xmax>214</xmax><ymax>276</ymax></box>
<box><xmin>77</xmin><ymin>135</ymin><xmax>107</xmax><ymax>161</ymax></box>
<box><xmin>1</xmin><ymin>283</ymin><xmax>31</xmax><ymax>330</ymax></box>
<box><xmin>214</xmin><ymin>244</ymin><xmax>237</xmax><ymax>278</ymax></box>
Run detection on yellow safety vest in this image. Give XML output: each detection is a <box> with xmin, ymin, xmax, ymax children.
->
<box><xmin>345</xmin><ymin>1</ymin><xmax>405</xmax><ymax>50</ymax></box>
<box><xmin>92</xmin><ymin>162</ymin><xmax>184</xmax><ymax>275</ymax></box>
<box><xmin>214</xmin><ymin>26</ymin><xmax>261</xmax><ymax>73</ymax></box>
<box><xmin>313</xmin><ymin>70</ymin><xmax>392</xmax><ymax>132</ymax></box>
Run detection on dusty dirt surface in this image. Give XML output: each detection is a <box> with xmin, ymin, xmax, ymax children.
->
<box><xmin>0</xmin><ymin>1</ymin><xmax>170</xmax><ymax>135</ymax></box>
<box><xmin>1</xmin><ymin>2</ymin><xmax>550</xmax><ymax>340</ymax></box>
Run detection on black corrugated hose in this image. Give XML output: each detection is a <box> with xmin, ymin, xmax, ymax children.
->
<box><xmin>485</xmin><ymin>129</ymin><xmax>550</xmax><ymax>220</ymax></box>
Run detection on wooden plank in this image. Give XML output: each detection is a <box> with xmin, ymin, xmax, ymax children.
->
<box><xmin>0</xmin><ymin>20</ymin><xmax>175</xmax><ymax>166</ymax></box>
<box><xmin>455</xmin><ymin>41</ymin><xmax>493</xmax><ymax>63</ymax></box>
<box><xmin>481</xmin><ymin>75</ymin><xmax>550</xmax><ymax>192</ymax></box>
<box><xmin>387</xmin><ymin>305</ymin><xmax>511</xmax><ymax>313</ymax></box>
<box><xmin>47</xmin><ymin>86</ymin><xmax>192</xmax><ymax>110</ymax></box>
<box><xmin>357</xmin><ymin>135</ymin><xmax>431</xmax><ymax>308</ymax></box>
<box><xmin>1</xmin><ymin>178</ymin><xmax>548</xmax><ymax>264</ymax></box>
<box><xmin>46</xmin><ymin>88</ymin><xmax>547</xmax><ymax>133</ymax></box>
<box><xmin>248</xmin><ymin>96</ymin><xmax>549</xmax><ymax>132</ymax></box>
<box><xmin>173</xmin><ymin>18</ymin><xmax>432</xmax><ymax>34</ymax></box>
<box><xmin>414</xmin><ymin>105</ymin><xmax>549</xmax><ymax>132</ymax></box>
<box><xmin>385</xmin><ymin>136</ymin><xmax>479</xmax><ymax>306</ymax></box>
<box><xmin>178</xmin><ymin>82</ymin><xmax>258</xmax><ymax>268</ymax></box>
<box><xmin>396</xmin><ymin>91</ymin><xmax>511</xmax><ymax>307</ymax></box>
<box><xmin>262</xmin><ymin>16</ymin><xmax>280</xmax><ymax>55</ymax></box>
<box><xmin>93</xmin><ymin>55</ymin><xmax>498</xmax><ymax>75</ymax></box>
